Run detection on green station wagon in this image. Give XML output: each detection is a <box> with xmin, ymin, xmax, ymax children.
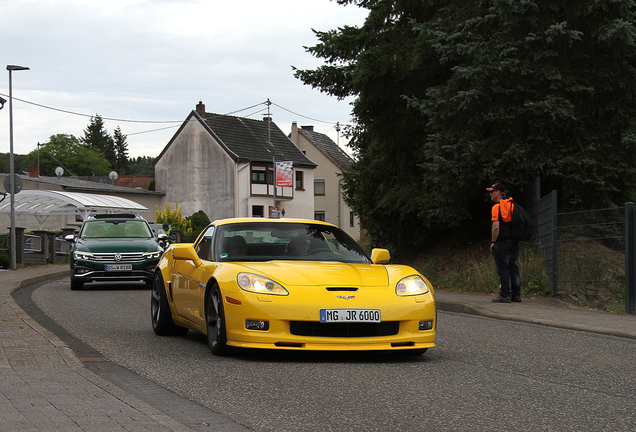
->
<box><xmin>66</xmin><ymin>214</ymin><xmax>163</xmax><ymax>290</ymax></box>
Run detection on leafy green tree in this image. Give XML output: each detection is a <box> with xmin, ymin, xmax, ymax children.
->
<box><xmin>113</xmin><ymin>126</ymin><xmax>129</xmax><ymax>175</ymax></box>
<box><xmin>296</xmin><ymin>0</ymin><xmax>636</xmax><ymax>250</ymax></box>
<box><xmin>128</xmin><ymin>156</ymin><xmax>155</xmax><ymax>176</ymax></box>
<box><xmin>21</xmin><ymin>134</ymin><xmax>112</xmax><ymax>176</ymax></box>
<box><xmin>294</xmin><ymin>0</ymin><xmax>442</xmax><ymax>249</ymax></box>
<box><xmin>81</xmin><ymin>115</ymin><xmax>117</xmax><ymax>168</ymax></box>
<box><xmin>406</xmin><ymin>0</ymin><xmax>636</xmax><ymax>226</ymax></box>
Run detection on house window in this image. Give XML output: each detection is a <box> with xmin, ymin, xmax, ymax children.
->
<box><xmin>315</xmin><ymin>211</ymin><xmax>326</xmax><ymax>222</ymax></box>
<box><xmin>295</xmin><ymin>171</ymin><xmax>304</xmax><ymax>190</ymax></box>
<box><xmin>350</xmin><ymin>211</ymin><xmax>355</xmax><ymax>227</ymax></box>
<box><xmin>251</xmin><ymin>169</ymin><xmax>266</xmax><ymax>184</ymax></box>
<box><xmin>314</xmin><ymin>179</ymin><xmax>325</xmax><ymax>196</ymax></box>
<box><xmin>252</xmin><ymin>205</ymin><xmax>264</xmax><ymax>217</ymax></box>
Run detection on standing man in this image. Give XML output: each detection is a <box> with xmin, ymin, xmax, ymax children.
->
<box><xmin>487</xmin><ymin>183</ymin><xmax>522</xmax><ymax>303</ymax></box>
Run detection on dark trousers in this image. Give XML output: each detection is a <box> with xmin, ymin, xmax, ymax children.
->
<box><xmin>493</xmin><ymin>240</ymin><xmax>521</xmax><ymax>298</ymax></box>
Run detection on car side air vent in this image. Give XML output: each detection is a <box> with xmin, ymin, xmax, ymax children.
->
<box><xmin>326</xmin><ymin>287</ymin><xmax>358</xmax><ymax>292</ymax></box>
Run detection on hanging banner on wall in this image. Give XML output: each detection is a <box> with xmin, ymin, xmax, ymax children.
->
<box><xmin>275</xmin><ymin>161</ymin><xmax>293</xmax><ymax>187</ymax></box>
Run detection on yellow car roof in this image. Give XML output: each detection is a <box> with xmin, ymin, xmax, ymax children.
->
<box><xmin>212</xmin><ymin>217</ymin><xmax>336</xmax><ymax>228</ymax></box>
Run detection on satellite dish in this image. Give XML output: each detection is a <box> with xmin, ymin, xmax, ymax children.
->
<box><xmin>109</xmin><ymin>171</ymin><xmax>119</xmax><ymax>180</ymax></box>
<box><xmin>55</xmin><ymin>167</ymin><xmax>64</xmax><ymax>177</ymax></box>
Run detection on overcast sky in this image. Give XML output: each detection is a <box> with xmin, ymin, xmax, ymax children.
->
<box><xmin>1</xmin><ymin>0</ymin><xmax>367</xmax><ymax>161</ymax></box>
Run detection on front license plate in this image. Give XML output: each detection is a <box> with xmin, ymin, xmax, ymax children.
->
<box><xmin>320</xmin><ymin>309</ymin><xmax>381</xmax><ymax>323</ymax></box>
<box><xmin>105</xmin><ymin>264</ymin><xmax>132</xmax><ymax>271</ymax></box>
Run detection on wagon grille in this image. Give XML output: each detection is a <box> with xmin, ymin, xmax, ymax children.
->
<box><xmin>289</xmin><ymin>321</ymin><xmax>399</xmax><ymax>338</ymax></box>
<box><xmin>91</xmin><ymin>252</ymin><xmax>147</xmax><ymax>263</ymax></box>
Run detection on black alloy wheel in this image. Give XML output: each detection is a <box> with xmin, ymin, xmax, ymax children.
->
<box><xmin>151</xmin><ymin>271</ymin><xmax>187</xmax><ymax>336</ymax></box>
<box><xmin>206</xmin><ymin>285</ymin><xmax>230</xmax><ymax>356</ymax></box>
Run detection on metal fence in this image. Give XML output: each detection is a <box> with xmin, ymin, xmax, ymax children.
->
<box><xmin>534</xmin><ymin>191</ymin><xmax>635</xmax><ymax>313</ymax></box>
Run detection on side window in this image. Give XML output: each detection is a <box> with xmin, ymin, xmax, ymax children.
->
<box><xmin>295</xmin><ymin>171</ymin><xmax>304</xmax><ymax>190</ymax></box>
<box><xmin>252</xmin><ymin>205</ymin><xmax>264</xmax><ymax>217</ymax></box>
<box><xmin>195</xmin><ymin>226</ymin><xmax>215</xmax><ymax>261</ymax></box>
<box><xmin>314</xmin><ymin>179</ymin><xmax>325</xmax><ymax>196</ymax></box>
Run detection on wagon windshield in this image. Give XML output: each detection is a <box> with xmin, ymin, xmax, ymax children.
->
<box><xmin>80</xmin><ymin>220</ymin><xmax>152</xmax><ymax>239</ymax></box>
<box><xmin>214</xmin><ymin>222</ymin><xmax>370</xmax><ymax>264</ymax></box>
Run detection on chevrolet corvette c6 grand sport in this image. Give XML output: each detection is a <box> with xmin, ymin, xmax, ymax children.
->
<box><xmin>151</xmin><ymin>218</ymin><xmax>436</xmax><ymax>356</ymax></box>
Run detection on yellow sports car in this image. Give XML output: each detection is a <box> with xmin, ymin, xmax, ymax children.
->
<box><xmin>151</xmin><ymin>218</ymin><xmax>436</xmax><ymax>355</ymax></box>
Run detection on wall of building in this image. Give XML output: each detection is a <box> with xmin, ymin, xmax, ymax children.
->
<box><xmin>238</xmin><ymin>164</ymin><xmax>314</xmax><ymax>219</ymax></box>
<box><xmin>155</xmin><ymin>119</ymin><xmax>236</xmax><ymax>222</ymax></box>
<box><xmin>289</xmin><ymin>126</ymin><xmax>361</xmax><ymax>240</ymax></box>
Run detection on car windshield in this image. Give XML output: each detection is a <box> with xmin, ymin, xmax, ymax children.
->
<box><xmin>80</xmin><ymin>220</ymin><xmax>152</xmax><ymax>239</ymax></box>
<box><xmin>213</xmin><ymin>222</ymin><xmax>370</xmax><ymax>264</ymax></box>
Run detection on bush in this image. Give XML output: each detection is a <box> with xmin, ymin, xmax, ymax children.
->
<box><xmin>156</xmin><ymin>198</ymin><xmax>193</xmax><ymax>241</ymax></box>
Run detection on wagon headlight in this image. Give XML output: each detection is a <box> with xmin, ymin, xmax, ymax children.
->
<box><xmin>143</xmin><ymin>251</ymin><xmax>161</xmax><ymax>259</ymax></box>
<box><xmin>396</xmin><ymin>275</ymin><xmax>430</xmax><ymax>296</ymax></box>
<box><xmin>74</xmin><ymin>251</ymin><xmax>94</xmax><ymax>261</ymax></box>
<box><xmin>237</xmin><ymin>273</ymin><xmax>288</xmax><ymax>296</ymax></box>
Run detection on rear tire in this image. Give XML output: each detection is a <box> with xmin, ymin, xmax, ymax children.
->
<box><xmin>151</xmin><ymin>271</ymin><xmax>188</xmax><ymax>336</ymax></box>
<box><xmin>206</xmin><ymin>285</ymin><xmax>230</xmax><ymax>356</ymax></box>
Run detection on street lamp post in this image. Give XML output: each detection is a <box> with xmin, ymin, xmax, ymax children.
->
<box><xmin>7</xmin><ymin>65</ymin><xmax>29</xmax><ymax>270</ymax></box>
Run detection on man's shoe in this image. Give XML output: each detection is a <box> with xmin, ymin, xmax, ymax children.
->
<box><xmin>511</xmin><ymin>295</ymin><xmax>522</xmax><ymax>302</ymax></box>
<box><xmin>492</xmin><ymin>296</ymin><xmax>511</xmax><ymax>303</ymax></box>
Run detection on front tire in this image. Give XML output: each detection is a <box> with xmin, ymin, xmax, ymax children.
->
<box><xmin>206</xmin><ymin>285</ymin><xmax>230</xmax><ymax>356</ymax></box>
<box><xmin>151</xmin><ymin>271</ymin><xmax>188</xmax><ymax>336</ymax></box>
<box><xmin>70</xmin><ymin>278</ymin><xmax>84</xmax><ymax>291</ymax></box>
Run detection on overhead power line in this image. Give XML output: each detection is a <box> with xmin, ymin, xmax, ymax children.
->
<box><xmin>0</xmin><ymin>93</ymin><xmax>182</xmax><ymax>124</ymax></box>
<box><xmin>0</xmin><ymin>93</ymin><xmax>351</xmax><ymax>133</ymax></box>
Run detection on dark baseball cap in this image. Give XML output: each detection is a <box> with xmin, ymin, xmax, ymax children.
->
<box><xmin>486</xmin><ymin>183</ymin><xmax>506</xmax><ymax>192</ymax></box>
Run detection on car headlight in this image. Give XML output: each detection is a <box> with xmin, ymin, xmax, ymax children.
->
<box><xmin>74</xmin><ymin>251</ymin><xmax>94</xmax><ymax>261</ymax></box>
<box><xmin>143</xmin><ymin>251</ymin><xmax>162</xmax><ymax>259</ymax></box>
<box><xmin>396</xmin><ymin>275</ymin><xmax>430</xmax><ymax>296</ymax></box>
<box><xmin>237</xmin><ymin>273</ymin><xmax>288</xmax><ymax>296</ymax></box>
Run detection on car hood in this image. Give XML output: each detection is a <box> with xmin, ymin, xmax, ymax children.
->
<box><xmin>75</xmin><ymin>238</ymin><xmax>160</xmax><ymax>253</ymax></box>
<box><xmin>236</xmin><ymin>261</ymin><xmax>389</xmax><ymax>287</ymax></box>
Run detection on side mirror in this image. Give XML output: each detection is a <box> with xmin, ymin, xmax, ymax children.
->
<box><xmin>370</xmin><ymin>248</ymin><xmax>390</xmax><ymax>264</ymax></box>
<box><xmin>64</xmin><ymin>234</ymin><xmax>76</xmax><ymax>243</ymax></box>
<box><xmin>158</xmin><ymin>233</ymin><xmax>168</xmax><ymax>240</ymax></box>
<box><xmin>171</xmin><ymin>244</ymin><xmax>202</xmax><ymax>267</ymax></box>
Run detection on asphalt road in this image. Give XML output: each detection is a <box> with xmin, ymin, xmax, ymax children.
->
<box><xmin>19</xmin><ymin>278</ymin><xmax>636</xmax><ymax>432</ymax></box>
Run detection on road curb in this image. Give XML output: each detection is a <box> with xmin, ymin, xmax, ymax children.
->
<box><xmin>437</xmin><ymin>300</ymin><xmax>636</xmax><ymax>341</ymax></box>
<box><xmin>16</xmin><ymin>269</ymin><xmax>70</xmax><ymax>290</ymax></box>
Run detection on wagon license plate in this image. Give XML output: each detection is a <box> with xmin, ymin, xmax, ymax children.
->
<box><xmin>105</xmin><ymin>264</ymin><xmax>132</xmax><ymax>271</ymax></box>
<box><xmin>320</xmin><ymin>309</ymin><xmax>381</xmax><ymax>323</ymax></box>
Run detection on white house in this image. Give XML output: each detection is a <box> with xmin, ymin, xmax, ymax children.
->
<box><xmin>154</xmin><ymin>102</ymin><xmax>317</xmax><ymax>222</ymax></box>
<box><xmin>289</xmin><ymin>122</ymin><xmax>361</xmax><ymax>240</ymax></box>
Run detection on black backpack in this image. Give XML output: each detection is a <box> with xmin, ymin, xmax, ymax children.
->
<box><xmin>511</xmin><ymin>202</ymin><xmax>535</xmax><ymax>241</ymax></box>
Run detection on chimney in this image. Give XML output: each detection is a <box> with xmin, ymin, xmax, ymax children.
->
<box><xmin>263</xmin><ymin>116</ymin><xmax>272</xmax><ymax>123</ymax></box>
<box><xmin>196</xmin><ymin>101</ymin><xmax>205</xmax><ymax>116</ymax></box>
<box><xmin>301</xmin><ymin>125</ymin><xmax>314</xmax><ymax>132</ymax></box>
<box><xmin>291</xmin><ymin>122</ymin><xmax>299</xmax><ymax>143</ymax></box>
<box><xmin>29</xmin><ymin>165</ymin><xmax>39</xmax><ymax>178</ymax></box>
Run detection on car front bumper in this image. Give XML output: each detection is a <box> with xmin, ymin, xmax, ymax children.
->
<box><xmin>220</xmin><ymin>290</ymin><xmax>437</xmax><ymax>352</ymax></box>
<box><xmin>71</xmin><ymin>260</ymin><xmax>159</xmax><ymax>283</ymax></box>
